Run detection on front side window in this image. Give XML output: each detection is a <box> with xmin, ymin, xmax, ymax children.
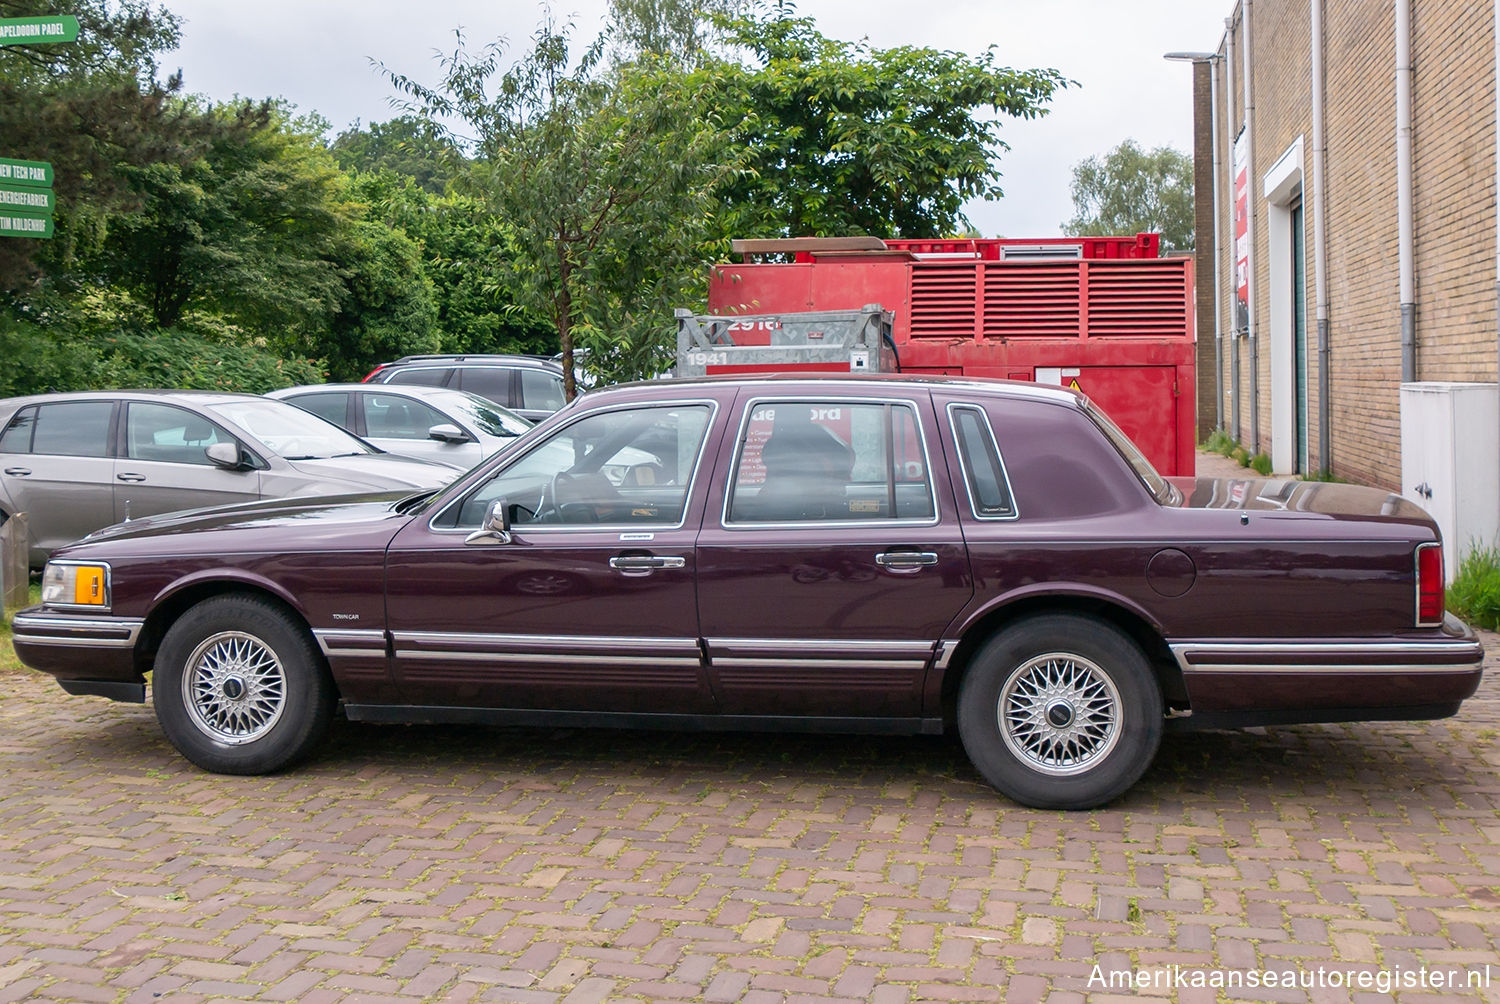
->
<box><xmin>364</xmin><ymin>394</ymin><xmax>449</xmax><ymax>440</ymax></box>
<box><xmin>727</xmin><ymin>400</ymin><xmax>934</xmax><ymax>523</ymax></box>
<box><xmin>435</xmin><ymin>404</ymin><xmax>712</xmax><ymax>529</ymax></box>
<box><xmin>30</xmin><ymin>401</ymin><xmax>113</xmax><ymax>458</ymax></box>
<box><xmin>127</xmin><ymin>403</ymin><xmax>232</xmax><ymax>466</ymax></box>
<box><xmin>520</xmin><ymin>369</ymin><xmax>566</xmax><ymax>412</ymax></box>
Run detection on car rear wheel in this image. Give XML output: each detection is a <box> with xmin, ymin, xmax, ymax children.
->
<box><xmin>153</xmin><ymin>595</ymin><xmax>334</xmax><ymax>774</ymax></box>
<box><xmin>958</xmin><ymin>614</ymin><xmax>1163</xmax><ymax>810</ymax></box>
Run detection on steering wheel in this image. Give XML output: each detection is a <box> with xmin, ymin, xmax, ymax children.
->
<box><xmin>548</xmin><ymin>471</ymin><xmax>602</xmax><ymax>523</ymax></box>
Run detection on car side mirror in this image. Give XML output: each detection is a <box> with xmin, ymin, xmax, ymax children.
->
<box><xmin>464</xmin><ymin>498</ymin><xmax>512</xmax><ymax>546</ymax></box>
<box><xmin>205</xmin><ymin>442</ymin><xmax>244</xmax><ymax>470</ymax></box>
<box><xmin>428</xmin><ymin>423</ymin><xmax>470</xmax><ymax>444</ymax></box>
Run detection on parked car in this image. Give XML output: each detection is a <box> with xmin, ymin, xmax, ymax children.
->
<box><xmin>267</xmin><ymin>384</ymin><xmax>533</xmax><ymax>469</ymax></box>
<box><xmin>12</xmin><ymin>376</ymin><xmax>1483</xmax><ymax>809</ymax></box>
<box><xmin>362</xmin><ymin>354</ymin><xmax>568</xmax><ymax>421</ymax></box>
<box><xmin>0</xmin><ymin>390</ymin><xmax>457</xmax><ymax>568</ymax></box>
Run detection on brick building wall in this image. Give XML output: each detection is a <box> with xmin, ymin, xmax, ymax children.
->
<box><xmin>1205</xmin><ymin>0</ymin><xmax>1496</xmax><ymax>490</ymax></box>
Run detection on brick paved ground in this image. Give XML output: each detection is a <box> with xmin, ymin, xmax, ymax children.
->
<box><xmin>2</xmin><ymin>635</ymin><xmax>1499</xmax><ymax>1004</ymax></box>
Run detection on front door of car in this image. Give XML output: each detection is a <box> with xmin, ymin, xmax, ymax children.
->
<box><xmin>0</xmin><ymin>399</ymin><xmax>117</xmax><ymax>563</ymax></box>
<box><xmin>113</xmin><ymin>402</ymin><xmax>262</xmax><ymax>522</ymax></box>
<box><xmin>694</xmin><ymin>393</ymin><xmax>973</xmax><ymax>720</ymax></box>
<box><xmin>356</xmin><ymin>391</ymin><xmax>482</xmax><ymax>468</ymax></box>
<box><xmin>384</xmin><ymin>400</ymin><xmax>722</xmax><ymax>713</ymax></box>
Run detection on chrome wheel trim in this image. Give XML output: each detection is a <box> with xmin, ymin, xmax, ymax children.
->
<box><xmin>998</xmin><ymin>651</ymin><xmax>1122</xmax><ymax>777</ymax></box>
<box><xmin>181</xmin><ymin>631</ymin><xmax>287</xmax><ymax>745</ymax></box>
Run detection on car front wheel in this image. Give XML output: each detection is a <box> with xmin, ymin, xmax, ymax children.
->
<box><xmin>958</xmin><ymin>614</ymin><xmax>1163</xmax><ymax>810</ymax></box>
<box><xmin>153</xmin><ymin>595</ymin><xmax>335</xmax><ymax>774</ymax></box>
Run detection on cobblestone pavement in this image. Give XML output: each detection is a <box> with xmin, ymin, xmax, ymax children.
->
<box><xmin>2</xmin><ymin>631</ymin><xmax>1500</xmax><ymax>1004</ymax></box>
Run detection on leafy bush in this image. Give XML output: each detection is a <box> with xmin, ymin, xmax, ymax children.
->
<box><xmin>1248</xmin><ymin>452</ymin><xmax>1272</xmax><ymax>476</ymax></box>
<box><xmin>95</xmin><ymin>326</ymin><xmax>325</xmax><ymax>393</ymax></box>
<box><xmin>1449</xmin><ymin>545</ymin><xmax>1500</xmax><ymax>631</ymax></box>
<box><xmin>1203</xmin><ymin>428</ymin><xmax>1236</xmax><ymax>455</ymax></box>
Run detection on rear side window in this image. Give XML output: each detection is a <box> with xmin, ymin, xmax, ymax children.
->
<box><xmin>0</xmin><ymin>406</ymin><xmax>36</xmax><ymax>453</ymax></box>
<box><xmin>386</xmin><ymin>367</ymin><xmax>451</xmax><ymax>388</ymax></box>
<box><xmin>727</xmin><ymin>400</ymin><xmax>934</xmax><ymax>524</ymax></box>
<box><xmin>949</xmin><ymin>404</ymin><xmax>1016</xmax><ymax>518</ymax></box>
<box><xmin>520</xmin><ymin>369</ymin><xmax>566</xmax><ymax>412</ymax></box>
<box><xmin>286</xmin><ymin>392</ymin><xmax>350</xmax><ymax>428</ymax></box>
<box><xmin>31</xmin><ymin>401</ymin><xmax>113</xmax><ymax>458</ymax></box>
<box><xmin>457</xmin><ymin>367</ymin><xmax>513</xmax><ymax>406</ymax></box>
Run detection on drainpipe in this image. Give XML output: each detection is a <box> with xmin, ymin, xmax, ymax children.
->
<box><xmin>1396</xmin><ymin>0</ymin><xmax>1416</xmax><ymax>381</ymax></box>
<box><xmin>1243</xmin><ymin>0</ymin><xmax>1260</xmax><ymax>453</ymax></box>
<box><xmin>1311</xmin><ymin>0</ymin><xmax>1331</xmax><ymax>474</ymax></box>
<box><xmin>1210</xmin><ymin>55</ymin><xmax>1224</xmax><ymax>432</ymax></box>
<box><xmin>1226</xmin><ymin>17</ymin><xmax>1241</xmax><ymax>440</ymax></box>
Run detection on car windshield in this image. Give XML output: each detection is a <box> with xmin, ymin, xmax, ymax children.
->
<box><xmin>445</xmin><ymin>393</ymin><xmax>533</xmax><ymax>438</ymax></box>
<box><xmin>1082</xmin><ymin>399</ymin><xmax>1180</xmax><ymax>505</ymax></box>
<box><xmin>205</xmin><ymin>399</ymin><xmax>376</xmax><ymax>460</ymax></box>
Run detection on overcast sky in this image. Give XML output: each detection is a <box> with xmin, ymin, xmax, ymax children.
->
<box><xmin>157</xmin><ymin>0</ymin><xmax>1231</xmax><ymax>239</ymax></box>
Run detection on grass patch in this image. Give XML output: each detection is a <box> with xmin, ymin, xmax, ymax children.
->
<box><xmin>0</xmin><ymin>582</ymin><xmax>40</xmax><ymax>675</ymax></box>
<box><xmin>1248</xmin><ymin>452</ymin><xmax>1272</xmax><ymax>476</ymax></box>
<box><xmin>1449</xmin><ymin>545</ymin><xmax>1500</xmax><ymax>631</ymax></box>
<box><xmin>1203</xmin><ymin>429</ymin><xmax>1236</xmax><ymax>456</ymax></box>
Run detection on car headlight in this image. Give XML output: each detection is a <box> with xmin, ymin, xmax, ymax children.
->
<box><xmin>41</xmin><ymin>560</ymin><xmax>112</xmax><ymax>611</ymax></box>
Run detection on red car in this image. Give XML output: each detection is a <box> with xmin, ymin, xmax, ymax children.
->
<box><xmin>11</xmin><ymin>376</ymin><xmax>1483</xmax><ymax>809</ymax></box>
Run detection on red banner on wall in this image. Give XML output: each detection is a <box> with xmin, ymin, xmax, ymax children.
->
<box><xmin>1233</xmin><ymin>128</ymin><xmax>1249</xmax><ymax>331</ymax></box>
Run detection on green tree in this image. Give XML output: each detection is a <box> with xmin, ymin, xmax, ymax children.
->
<box><xmin>330</xmin><ymin>115</ymin><xmax>458</xmax><ymax>194</ymax></box>
<box><xmin>709</xmin><ymin>9</ymin><xmax>1068</xmax><ymax>239</ymax></box>
<box><xmin>0</xmin><ymin>0</ymin><xmax>188</xmax><ymax>290</ymax></box>
<box><xmin>387</xmin><ymin>18</ymin><xmax>737</xmax><ymax>395</ymax></box>
<box><xmin>91</xmin><ymin>100</ymin><xmax>348</xmax><ymax>330</ymax></box>
<box><xmin>1062</xmin><ymin>139</ymin><xmax>1194</xmax><ymax>252</ymax></box>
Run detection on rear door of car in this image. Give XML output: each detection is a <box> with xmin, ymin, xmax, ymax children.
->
<box><xmin>0</xmin><ymin>399</ymin><xmax>117</xmax><ymax>561</ymax></box>
<box><xmin>112</xmin><ymin>401</ymin><xmax>262</xmax><ymax>521</ymax></box>
<box><xmin>693</xmin><ymin>389</ymin><xmax>973</xmax><ymax>721</ymax></box>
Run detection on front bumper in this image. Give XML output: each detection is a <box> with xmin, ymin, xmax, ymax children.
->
<box><xmin>11</xmin><ymin>607</ymin><xmax>147</xmax><ymax>702</ymax></box>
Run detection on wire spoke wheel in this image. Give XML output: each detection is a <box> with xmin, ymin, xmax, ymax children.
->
<box><xmin>998</xmin><ymin>651</ymin><xmax>1122</xmax><ymax>777</ymax></box>
<box><xmin>181</xmin><ymin>631</ymin><xmax>287</xmax><ymax>745</ymax></box>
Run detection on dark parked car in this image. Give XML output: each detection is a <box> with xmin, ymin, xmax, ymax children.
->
<box><xmin>0</xmin><ymin>391</ymin><xmax>457</xmax><ymax>568</ymax></box>
<box><xmin>11</xmin><ymin>376</ymin><xmax>1483</xmax><ymax>809</ymax></box>
<box><xmin>362</xmin><ymin>354</ymin><xmax>567</xmax><ymax>422</ymax></box>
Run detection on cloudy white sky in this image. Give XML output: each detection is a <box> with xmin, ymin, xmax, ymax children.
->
<box><xmin>157</xmin><ymin>0</ymin><xmax>1231</xmax><ymax>239</ymax></box>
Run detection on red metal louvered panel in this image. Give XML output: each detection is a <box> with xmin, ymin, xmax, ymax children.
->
<box><xmin>982</xmin><ymin>263</ymin><xmax>1082</xmax><ymax>338</ymax></box>
<box><xmin>1085</xmin><ymin>261</ymin><xmax>1191</xmax><ymax>338</ymax></box>
<box><xmin>909</xmin><ymin>264</ymin><xmax>978</xmax><ymax>337</ymax></box>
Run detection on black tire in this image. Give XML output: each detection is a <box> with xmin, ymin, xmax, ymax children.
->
<box><xmin>152</xmin><ymin>594</ymin><xmax>335</xmax><ymax>774</ymax></box>
<box><xmin>957</xmin><ymin>614</ymin><xmax>1163</xmax><ymax>810</ymax></box>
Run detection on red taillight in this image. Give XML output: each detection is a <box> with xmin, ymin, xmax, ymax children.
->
<box><xmin>360</xmin><ymin>365</ymin><xmax>388</xmax><ymax>383</ymax></box>
<box><xmin>1416</xmin><ymin>542</ymin><xmax>1444</xmax><ymax>625</ymax></box>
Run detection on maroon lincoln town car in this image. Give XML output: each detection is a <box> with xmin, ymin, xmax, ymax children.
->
<box><xmin>11</xmin><ymin>375</ymin><xmax>1484</xmax><ymax>809</ymax></box>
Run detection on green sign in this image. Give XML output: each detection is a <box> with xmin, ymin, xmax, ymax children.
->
<box><xmin>0</xmin><ymin>185</ymin><xmax>53</xmax><ymax>214</ymax></box>
<box><xmin>0</xmin><ymin>214</ymin><xmax>54</xmax><ymax>238</ymax></box>
<box><xmin>0</xmin><ymin>158</ymin><xmax>52</xmax><ymax>187</ymax></box>
<box><xmin>0</xmin><ymin>16</ymin><xmax>80</xmax><ymax>45</ymax></box>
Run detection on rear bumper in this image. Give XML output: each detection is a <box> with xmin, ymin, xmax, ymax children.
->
<box><xmin>1170</xmin><ymin>617</ymin><xmax>1484</xmax><ymax>719</ymax></box>
<box><xmin>11</xmin><ymin>607</ymin><xmax>146</xmax><ymax>701</ymax></box>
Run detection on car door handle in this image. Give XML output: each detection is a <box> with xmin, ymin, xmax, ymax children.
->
<box><xmin>609</xmin><ymin>555</ymin><xmax>687</xmax><ymax>571</ymax></box>
<box><xmin>3</xmin><ymin>467</ymin><xmax>30</xmax><ymax>476</ymax></box>
<box><xmin>875</xmin><ymin>550</ymin><xmax>940</xmax><ymax>569</ymax></box>
<box><xmin>116</xmin><ymin>473</ymin><xmax>147</xmax><ymax>483</ymax></box>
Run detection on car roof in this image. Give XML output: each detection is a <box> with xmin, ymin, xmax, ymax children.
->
<box><xmin>0</xmin><ymin>389</ymin><xmax>272</xmax><ymax>409</ymax></box>
<box><xmin>382</xmin><ymin>355</ymin><xmax>562</xmax><ymax>370</ymax></box>
<box><xmin>585</xmin><ymin>372</ymin><xmax>1084</xmax><ymax>406</ymax></box>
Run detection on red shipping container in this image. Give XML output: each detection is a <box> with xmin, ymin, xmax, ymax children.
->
<box><xmin>707</xmin><ymin>236</ymin><xmax>1196</xmax><ymax>476</ymax></box>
